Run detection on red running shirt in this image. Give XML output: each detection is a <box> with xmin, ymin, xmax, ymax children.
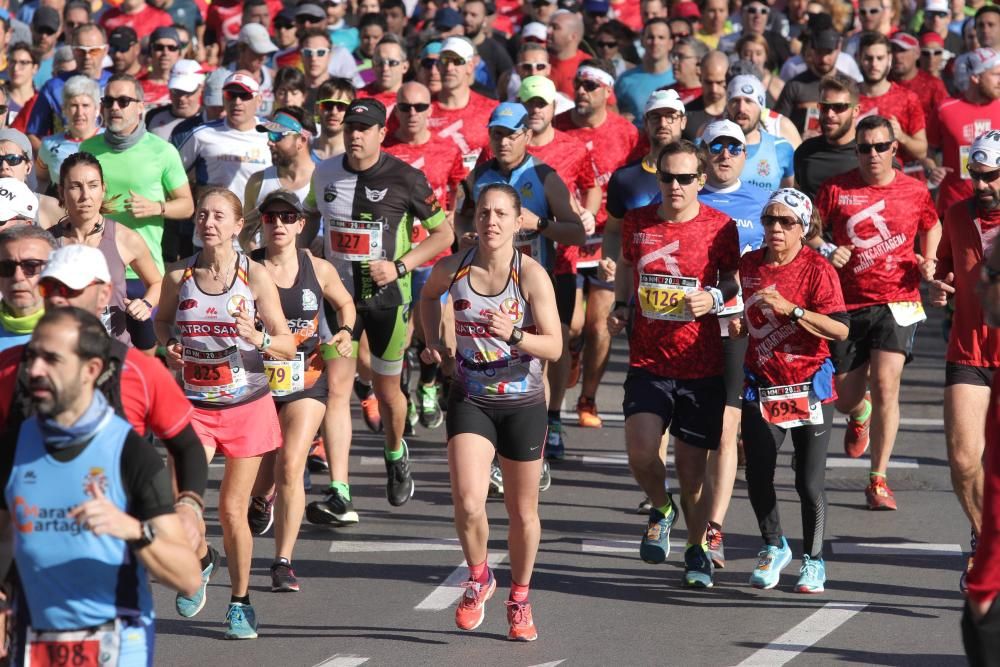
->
<box><xmin>935</xmin><ymin>199</ymin><xmax>1000</xmax><ymax>367</ymax></box>
<box><xmin>740</xmin><ymin>246</ymin><xmax>847</xmax><ymax>387</ymax></box>
<box><xmin>427</xmin><ymin>92</ymin><xmax>499</xmax><ymax>175</ymax></box>
<box><xmin>139</xmin><ymin>76</ymin><xmax>170</xmax><ymax>109</ymax></box>
<box><xmin>927</xmin><ymin>97</ymin><xmax>1000</xmax><ymax>216</ymax></box>
<box><xmin>360</xmin><ymin>86</ymin><xmax>399</xmax><ymax>118</ymax></box>
<box><xmin>99</xmin><ymin>4</ymin><xmax>172</xmax><ymax>40</ymax></box>
<box><xmin>622</xmin><ymin>203</ymin><xmax>739</xmax><ymax>379</ymax></box>
<box><xmin>816</xmin><ymin>169</ymin><xmax>939</xmax><ymax>309</ymax></box>
<box><xmin>892</xmin><ymin>70</ymin><xmax>949</xmax><ymax>132</ymax></box>
<box><xmin>858</xmin><ymin>82</ymin><xmax>926</xmax><ymax>177</ymax></box>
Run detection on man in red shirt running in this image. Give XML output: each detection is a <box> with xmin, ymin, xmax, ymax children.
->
<box><xmin>888</xmin><ymin>32</ymin><xmax>947</xmax><ymax>138</ymax></box>
<box><xmin>930</xmin><ymin>130</ymin><xmax>1000</xmax><ymax>592</ymax></box>
<box><xmin>817</xmin><ymin>115</ymin><xmax>941</xmax><ymax>511</ymax></box>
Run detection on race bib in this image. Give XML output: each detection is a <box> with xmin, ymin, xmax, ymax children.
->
<box><xmin>182</xmin><ymin>346</ymin><xmax>247</xmax><ymax>395</ymax></box>
<box><xmin>576</xmin><ymin>235</ymin><xmax>603</xmax><ymax>269</ymax></box>
<box><xmin>264</xmin><ymin>352</ymin><xmax>306</xmax><ymax>397</ymax></box>
<box><xmin>462</xmin><ymin>149</ymin><xmax>482</xmax><ymax>172</ymax></box>
<box><xmin>638</xmin><ymin>273</ymin><xmax>699</xmax><ymax>322</ymax></box>
<box><xmin>759</xmin><ymin>383</ymin><xmax>823</xmax><ymax>429</ymax></box>
<box><xmin>803</xmin><ymin>105</ymin><xmax>822</xmax><ymax>139</ymax></box>
<box><xmin>26</xmin><ymin>623</ymin><xmax>120</xmax><ymax>667</ymax></box>
<box><xmin>330</xmin><ymin>219</ymin><xmax>382</xmax><ymax>261</ymax></box>
<box><xmin>887</xmin><ymin>301</ymin><xmax>927</xmax><ymax>327</ymax></box>
<box><xmin>960</xmin><ymin>145</ymin><xmax>971</xmax><ymax>180</ymax></box>
<box><xmin>515</xmin><ymin>230</ymin><xmax>543</xmax><ymax>260</ymax></box>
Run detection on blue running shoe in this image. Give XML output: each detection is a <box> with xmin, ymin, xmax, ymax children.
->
<box><xmin>176</xmin><ymin>544</ymin><xmax>220</xmax><ymax>618</ymax></box>
<box><xmin>683</xmin><ymin>544</ymin><xmax>714</xmax><ymax>588</ymax></box>
<box><xmin>795</xmin><ymin>556</ymin><xmax>826</xmax><ymax>594</ymax></box>
<box><xmin>639</xmin><ymin>505</ymin><xmax>675</xmax><ymax>564</ymax></box>
<box><xmin>224</xmin><ymin>602</ymin><xmax>258</xmax><ymax>639</ymax></box>
<box><xmin>749</xmin><ymin>537</ymin><xmax>792</xmax><ymax>590</ymax></box>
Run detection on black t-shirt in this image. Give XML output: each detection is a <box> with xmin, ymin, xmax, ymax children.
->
<box><xmin>775</xmin><ymin>69</ymin><xmax>822</xmax><ymax>135</ymax></box>
<box><xmin>793</xmin><ymin>136</ymin><xmax>859</xmax><ymax>202</ymax></box>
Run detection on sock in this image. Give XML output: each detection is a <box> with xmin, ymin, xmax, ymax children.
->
<box><xmin>385</xmin><ymin>440</ymin><xmax>406</xmax><ymax>461</ymax></box>
<box><xmin>230</xmin><ymin>594</ymin><xmax>250</xmax><ymax>605</ymax></box>
<box><xmin>468</xmin><ymin>559</ymin><xmax>490</xmax><ymax>584</ymax></box>
<box><xmin>853</xmin><ymin>399</ymin><xmax>872</xmax><ymax>422</ymax></box>
<box><xmin>509</xmin><ymin>581</ymin><xmax>529</xmax><ymax>603</ymax></box>
<box><xmin>418</xmin><ymin>343</ymin><xmax>438</xmax><ymax>384</ymax></box>
<box><xmin>200</xmin><ymin>548</ymin><xmax>214</xmax><ymax>570</ymax></box>
<box><xmin>869</xmin><ymin>471</ymin><xmax>886</xmax><ymax>480</ymax></box>
<box><xmin>655</xmin><ymin>499</ymin><xmax>674</xmax><ymax>520</ymax></box>
<box><xmin>330</xmin><ymin>481</ymin><xmax>351</xmax><ymax>501</ymax></box>
<box><xmin>547</xmin><ymin>410</ymin><xmax>561</xmax><ymax>424</ymax></box>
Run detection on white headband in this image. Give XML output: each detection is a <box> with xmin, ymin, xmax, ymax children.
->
<box><xmin>765</xmin><ymin>188</ymin><xmax>813</xmax><ymax>230</ymax></box>
<box><xmin>577</xmin><ymin>65</ymin><xmax>615</xmax><ymax>89</ymax></box>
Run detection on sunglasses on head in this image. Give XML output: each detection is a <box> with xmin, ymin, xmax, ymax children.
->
<box><xmin>574</xmin><ymin>78</ymin><xmax>601</xmax><ymax>92</ymax></box>
<box><xmin>318</xmin><ymin>98</ymin><xmax>351</xmax><ymax>112</ymax></box>
<box><xmin>101</xmin><ymin>95</ymin><xmax>138</xmax><ymax>109</ymax></box>
<box><xmin>224</xmin><ymin>89</ymin><xmax>255</xmax><ymax>102</ymax></box>
<box><xmin>397</xmin><ymin>102</ymin><xmax>430</xmax><ymax>113</ymax></box>
<box><xmin>708</xmin><ymin>141</ymin><xmax>745</xmax><ymax>156</ymax></box>
<box><xmin>0</xmin><ymin>153</ymin><xmax>29</xmax><ymax>167</ymax></box>
<box><xmin>970</xmin><ymin>169</ymin><xmax>1000</xmax><ymax>183</ymax></box>
<box><xmin>518</xmin><ymin>61</ymin><xmax>548</xmax><ymax>71</ymax></box>
<box><xmin>658</xmin><ymin>172</ymin><xmax>699</xmax><ymax>185</ymax></box>
<box><xmin>857</xmin><ymin>140</ymin><xmax>893</xmax><ymax>153</ymax></box>
<box><xmin>921</xmin><ymin>48</ymin><xmax>943</xmax><ymax>56</ymax></box>
<box><xmin>0</xmin><ymin>258</ymin><xmax>46</xmax><ymax>278</ymax></box>
<box><xmin>152</xmin><ymin>42</ymin><xmax>180</xmax><ymax>52</ymax></box>
<box><xmin>819</xmin><ymin>101</ymin><xmax>852</xmax><ymax>113</ymax></box>
<box><xmin>420</xmin><ymin>56</ymin><xmax>439</xmax><ymax>69</ymax></box>
<box><xmin>761</xmin><ymin>214</ymin><xmax>800</xmax><ymax>229</ymax></box>
<box><xmin>38</xmin><ymin>279</ymin><xmax>98</xmax><ymax>299</ymax></box>
<box><xmin>302</xmin><ymin>47</ymin><xmax>330</xmax><ymax>58</ymax></box>
<box><xmin>262</xmin><ymin>211</ymin><xmax>301</xmax><ymax>225</ymax></box>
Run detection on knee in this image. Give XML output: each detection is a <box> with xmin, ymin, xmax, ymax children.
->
<box><xmin>218</xmin><ymin>499</ymin><xmax>248</xmax><ymax>530</ymax></box>
<box><xmin>373</xmin><ymin>379</ymin><xmax>402</xmax><ymax>404</ymax></box>
<box><xmin>627</xmin><ymin>438</ymin><xmax>662</xmax><ymax>470</ymax></box>
<box><xmin>454</xmin><ymin>495</ymin><xmax>487</xmax><ymax>523</ymax></box>
<box><xmin>949</xmin><ymin>448</ymin><xmax>984</xmax><ymax>481</ymax></box>
<box><xmin>507</xmin><ymin>503</ymin><xmax>540</xmax><ymax>529</ymax></box>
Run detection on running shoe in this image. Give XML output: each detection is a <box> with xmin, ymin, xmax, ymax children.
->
<box><xmin>961</xmin><ymin>531</ymin><xmax>978</xmax><ymax>593</ymax></box>
<box><xmin>567</xmin><ymin>345</ymin><xmax>582</xmax><ymax>388</ymax></box>
<box><xmin>417</xmin><ymin>382</ymin><xmax>444</xmax><ymax>428</ymax></box>
<box><xmin>176</xmin><ymin>544</ymin><xmax>219</xmax><ymax>618</ymax></box>
<box><xmin>385</xmin><ymin>440</ymin><xmax>415</xmax><ymax>506</ymax></box>
<box><xmin>795</xmin><ymin>556</ymin><xmax>826</xmax><ymax>594</ymax></box>
<box><xmin>270</xmin><ymin>559</ymin><xmax>299</xmax><ymax>592</ymax></box>
<box><xmin>576</xmin><ymin>395</ymin><xmax>603</xmax><ymax>428</ymax></box>
<box><xmin>545</xmin><ymin>420</ymin><xmax>565</xmax><ymax>461</ymax></box>
<box><xmin>505</xmin><ymin>600</ymin><xmax>538</xmax><ymax>642</ymax></box>
<box><xmin>865</xmin><ymin>476</ymin><xmax>897</xmax><ymax>511</ymax></box>
<box><xmin>488</xmin><ymin>462</ymin><xmax>504</xmax><ymax>497</ymax></box>
<box><xmin>683</xmin><ymin>544</ymin><xmax>714</xmax><ymax>588</ymax></box>
<box><xmin>639</xmin><ymin>505</ymin><xmax>675</xmax><ymax>564</ymax></box>
<box><xmin>539</xmin><ymin>460</ymin><xmax>551</xmax><ymax>491</ymax></box>
<box><xmin>224</xmin><ymin>602</ymin><xmax>258</xmax><ymax>640</ymax></box>
<box><xmin>706</xmin><ymin>524</ymin><xmax>726</xmax><ymax>569</ymax></box>
<box><xmin>306</xmin><ymin>438</ymin><xmax>329</xmax><ymax>473</ymax></box>
<box><xmin>749</xmin><ymin>537</ymin><xmax>793</xmax><ymax>590</ymax></box>
<box><xmin>248</xmin><ymin>495</ymin><xmax>274</xmax><ymax>536</ymax></box>
<box><xmin>405</xmin><ymin>396</ymin><xmax>417</xmax><ymax>437</ymax></box>
<box><xmin>306</xmin><ymin>487</ymin><xmax>359</xmax><ymax>526</ymax></box>
<box><xmin>455</xmin><ymin>571</ymin><xmax>496</xmax><ymax>631</ymax></box>
<box><xmin>636</xmin><ymin>496</ymin><xmax>652</xmax><ymax>514</ymax></box>
<box><xmin>355</xmin><ymin>379</ymin><xmax>382</xmax><ymax>433</ymax></box>
<box><xmin>844</xmin><ymin>398</ymin><xmax>872</xmax><ymax>458</ymax></box>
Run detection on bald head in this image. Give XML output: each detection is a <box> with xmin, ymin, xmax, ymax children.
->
<box><xmin>700</xmin><ymin>50</ymin><xmax>729</xmax><ymax>104</ymax></box>
<box><xmin>398</xmin><ymin>81</ymin><xmax>431</xmax><ymax>105</ymax></box>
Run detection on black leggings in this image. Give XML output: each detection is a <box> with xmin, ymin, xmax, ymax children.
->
<box><xmin>742</xmin><ymin>400</ymin><xmax>834</xmax><ymax>559</ymax></box>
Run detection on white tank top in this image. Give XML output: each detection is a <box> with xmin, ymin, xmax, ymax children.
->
<box><xmin>449</xmin><ymin>248</ymin><xmax>544</xmax><ymax>406</ymax></box>
<box><xmin>255</xmin><ymin>166</ymin><xmax>312</xmax><ymax>208</ymax></box>
<box><xmin>175</xmin><ymin>252</ymin><xmax>269</xmax><ymax>407</ymax></box>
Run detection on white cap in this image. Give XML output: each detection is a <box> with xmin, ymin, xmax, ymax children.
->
<box><xmin>168</xmin><ymin>59</ymin><xmax>205</xmax><ymax>93</ymax></box>
<box><xmin>727</xmin><ymin>74</ymin><xmax>766</xmax><ymax>109</ymax></box>
<box><xmin>521</xmin><ymin>22</ymin><xmax>548</xmax><ymax>42</ymax></box>
<box><xmin>702</xmin><ymin>119</ymin><xmax>746</xmax><ymax>145</ymax></box>
<box><xmin>223</xmin><ymin>71</ymin><xmax>261</xmax><ymax>94</ymax></box>
<box><xmin>970</xmin><ymin>129</ymin><xmax>1000</xmax><ymax>169</ymax></box>
<box><xmin>237</xmin><ymin>22</ymin><xmax>278</xmax><ymax>55</ymax></box>
<box><xmin>644</xmin><ymin>89</ymin><xmax>685</xmax><ymax>116</ymax></box>
<box><xmin>40</xmin><ymin>245</ymin><xmax>111</xmax><ymax>290</ymax></box>
<box><xmin>440</xmin><ymin>36</ymin><xmax>476</xmax><ymax>61</ymax></box>
<box><xmin>925</xmin><ymin>0</ymin><xmax>948</xmax><ymax>12</ymax></box>
<box><xmin>969</xmin><ymin>47</ymin><xmax>1000</xmax><ymax>75</ymax></box>
<box><xmin>0</xmin><ymin>177</ymin><xmax>38</xmax><ymax>221</ymax></box>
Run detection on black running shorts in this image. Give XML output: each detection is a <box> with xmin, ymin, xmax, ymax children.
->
<box><xmin>622</xmin><ymin>368</ymin><xmax>725</xmax><ymax>450</ymax></box>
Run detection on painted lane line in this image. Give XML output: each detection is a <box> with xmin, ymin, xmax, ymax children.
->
<box><xmin>581</xmin><ymin>539</ymin><xmax>635</xmax><ymax>554</ymax></box>
<box><xmin>527</xmin><ymin>661</ymin><xmax>566</xmax><ymax>667</ymax></box>
<box><xmin>360</xmin><ymin>455</ymin><xmax>447</xmax><ymax>466</ymax></box>
<box><xmin>826</xmin><ymin>456</ymin><xmax>918</xmax><ymax>469</ymax></box>
<box><xmin>312</xmin><ymin>655</ymin><xmax>369</xmax><ymax>667</ymax></box>
<box><xmin>329</xmin><ymin>538</ymin><xmax>461</xmax><ymax>553</ymax></box>
<box><xmin>898</xmin><ymin>417</ymin><xmax>944</xmax><ymax>426</ymax></box>
<box><xmin>415</xmin><ymin>552</ymin><xmax>508</xmax><ymax>611</ymax></box>
<box><xmin>736</xmin><ymin>602</ymin><xmax>867</xmax><ymax>666</ymax></box>
<box><xmin>832</xmin><ymin>542</ymin><xmax>962</xmax><ymax>556</ymax></box>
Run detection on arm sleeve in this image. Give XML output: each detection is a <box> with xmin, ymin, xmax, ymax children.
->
<box><xmin>120</xmin><ymin>431</ymin><xmax>175</xmax><ymax>521</ymax></box>
<box><xmin>160</xmin><ymin>424</ymin><xmax>208</xmax><ymax>497</ymax></box>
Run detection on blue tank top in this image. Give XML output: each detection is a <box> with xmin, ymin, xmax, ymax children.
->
<box><xmin>6</xmin><ymin>414</ymin><xmax>154</xmax><ymax>630</ymax></box>
<box><xmin>741</xmin><ymin>130</ymin><xmax>794</xmax><ymax>193</ymax></box>
<box><xmin>698</xmin><ymin>181</ymin><xmax>771</xmax><ymax>255</ymax></box>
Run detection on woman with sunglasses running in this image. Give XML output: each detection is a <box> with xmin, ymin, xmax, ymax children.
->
<box><xmin>48</xmin><ymin>152</ymin><xmax>161</xmax><ymax>344</ymax></box>
<box><xmin>729</xmin><ymin>188</ymin><xmax>848</xmax><ymax>594</ymax></box>
<box><xmin>155</xmin><ymin>188</ymin><xmax>296</xmax><ymax>640</ymax></box>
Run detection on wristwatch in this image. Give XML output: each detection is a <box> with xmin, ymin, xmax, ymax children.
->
<box><xmin>394</xmin><ymin>259</ymin><xmax>408</xmax><ymax>278</ymax></box>
<box><xmin>537</xmin><ymin>217</ymin><xmax>551</xmax><ymax>232</ymax></box>
<box><xmin>128</xmin><ymin>520</ymin><xmax>156</xmax><ymax>550</ymax></box>
<box><xmin>507</xmin><ymin>327</ymin><xmax>524</xmax><ymax>346</ymax></box>
<box><xmin>790</xmin><ymin>306</ymin><xmax>806</xmax><ymax>323</ymax></box>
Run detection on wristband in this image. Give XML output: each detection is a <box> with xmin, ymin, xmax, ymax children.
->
<box><xmin>706</xmin><ymin>287</ymin><xmax>724</xmax><ymax>314</ymax></box>
<box><xmin>141</xmin><ymin>298</ymin><xmax>154</xmax><ymax>310</ymax></box>
<box><xmin>337</xmin><ymin>324</ymin><xmax>354</xmax><ymax>336</ymax></box>
<box><xmin>819</xmin><ymin>242</ymin><xmax>837</xmax><ymax>260</ymax></box>
<box><xmin>258</xmin><ymin>331</ymin><xmax>272</xmax><ymax>351</ymax></box>
<box><xmin>176</xmin><ymin>490</ymin><xmax>205</xmax><ymax>511</ymax></box>
<box><xmin>175</xmin><ymin>496</ymin><xmax>204</xmax><ymax>520</ymax></box>
<box><xmin>394</xmin><ymin>259</ymin><xmax>408</xmax><ymax>277</ymax></box>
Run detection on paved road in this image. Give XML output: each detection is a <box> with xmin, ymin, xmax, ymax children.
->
<box><xmin>154</xmin><ymin>307</ymin><xmax>970</xmax><ymax>666</ymax></box>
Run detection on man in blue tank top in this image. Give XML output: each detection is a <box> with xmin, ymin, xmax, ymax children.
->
<box><xmin>0</xmin><ymin>308</ymin><xmax>201</xmax><ymax>666</ymax></box>
<box><xmin>723</xmin><ymin>75</ymin><xmax>795</xmax><ymax>193</ymax></box>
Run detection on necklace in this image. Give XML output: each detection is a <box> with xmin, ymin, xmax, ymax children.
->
<box><xmin>201</xmin><ymin>252</ymin><xmax>234</xmax><ymax>287</ymax></box>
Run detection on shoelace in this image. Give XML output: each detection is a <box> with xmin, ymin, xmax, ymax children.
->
<box><xmin>460</xmin><ymin>579</ymin><xmax>486</xmax><ymax>605</ymax></box>
<box><xmin>504</xmin><ymin>601</ymin><xmax>530</xmax><ymax>625</ymax></box>
<box><xmin>226</xmin><ymin>605</ymin><xmax>247</xmax><ymax>625</ymax></box>
<box><xmin>707</xmin><ymin>529</ymin><xmax>723</xmax><ymax>550</ymax></box>
<box><xmin>801</xmin><ymin>558</ymin><xmax>820</xmax><ymax>580</ymax></box>
<box><xmin>756</xmin><ymin>550</ymin><xmax>775</xmax><ymax>569</ymax></box>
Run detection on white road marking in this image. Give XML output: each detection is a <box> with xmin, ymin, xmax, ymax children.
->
<box><xmin>360</xmin><ymin>455</ymin><xmax>448</xmax><ymax>465</ymax></box>
<box><xmin>899</xmin><ymin>417</ymin><xmax>944</xmax><ymax>426</ymax></box>
<box><xmin>312</xmin><ymin>655</ymin><xmax>369</xmax><ymax>667</ymax></box>
<box><xmin>414</xmin><ymin>552</ymin><xmax>508</xmax><ymax>611</ymax></box>
<box><xmin>329</xmin><ymin>538</ymin><xmax>461</xmax><ymax>553</ymax></box>
<box><xmin>826</xmin><ymin>456</ymin><xmax>919</xmax><ymax>469</ymax></box>
<box><xmin>581</xmin><ymin>539</ymin><xmax>634</xmax><ymax>554</ymax></box>
<box><xmin>832</xmin><ymin>542</ymin><xmax>962</xmax><ymax>556</ymax></box>
<box><xmin>736</xmin><ymin>602</ymin><xmax>867</xmax><ymax>666</ymax></box>
<box><xmin>527</xmin><ymin>661</ymin><xmax>566</xmax><ymax>667</ymax></box>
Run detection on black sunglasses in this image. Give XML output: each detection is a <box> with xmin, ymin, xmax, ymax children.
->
<box><xmin>658</xmin><ymin>172</ymin><xmax>699</xmax><ymax>185</ymax></box>
<box><xmin>970</xmin><ymin>169</ymin><xmax>1000</xmax><ymax>183</ymax></box>
<box><xmin>574</xmin><ymin>79</ymin><xmax>601</xmax><ymax>92</ymax></box>
<box><xmin>224</xmin><ymin>90</ymin><xmax>255</xmax><ymax>102</ymax></box>
<box><xmin>397</xmin><ymin>102</ymin><xmax>430</xmax><ymax>113</ymax></box>
<box><xmin>420</xmin><ymin>57</ymin><xmax>439</xmax><ymax>69</ymax></box>
<box><xmin>318</xmin><ymin>99</ymin><xmax>351</xmax><ymax>112</ymax></box>
<box><xmin>102</xmin><ymin>95</ymin><xmax>138</xmax><ymax>109</ymax></box>
<box><xmin>761</xmin><ymin>214</ymin><xmax>800</xmax><ymax>229</ymax></box>
<box><xmin>0</xmin><ymin>153</ymin><xmax>29</xmax><ymax>166</ymax></box>
<box><xmin>152</xmin><ymin>42</ymin><xmax>180</xmax><ymax>52</ymax></box>
<box><xmin>262</xmin><ymin>211</ymin><xmax>301</xmax><ymax>224</ymax></box>
<box><xmin>819</xmin><ymin>102</ymin><xmax>852</xmax><ymax>113</ymax></box>
<box><xmin>0</xmin><ymin>258</ymin><xmax>47</xmax><ymax>277</ymax></box>
<box><xmin>33</xmin><ymin>27</ymin><xmax>57</xmax><ymax>36</ymax></box>
<box><xmin>518</xmin><ymin>61</ymin><xmax>548</xmax><ymax>71</ymax></box>
<box><xmin>595</xmin><ymin>40</ymin><xmax>618</xmax><ymax>49</ymax></box>
<box><xmin>926</xmin><ymin>10</ymin><xmax>949</xmax><ymax>18</ymax></box>
<box><xmin>857</xmin><ymin>141</ymin><xmax>893</xmax><ymax>153</ymax></box>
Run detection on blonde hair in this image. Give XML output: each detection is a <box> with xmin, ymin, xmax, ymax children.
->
<box><xmin>198</xmin><ymin>188</ymin><xmax>244</xmax><ymax>221</ymax></box>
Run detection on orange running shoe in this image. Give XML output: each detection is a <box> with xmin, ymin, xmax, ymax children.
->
<box><xmin>455</xmin><ymin>572</ymin><xmax>496</xmax><ymax>631</ymax></box>
<box><xmin>844</xmin><ymin>399</ymin><xmax>871</xmax><ymax>458</ymax></box>
<box><xmin>360</xmin><ymin>395</ymin><xmax>382</xmax><ymax>433</ymax></box>
<box><xmin>505</xmin><ymin>600</ymin><xmax>538</xmax><ymax>641</ymax></box>
<box><xmin>576</xmin><ymin>395</ymin><xmax>603</xmax><ymax>428</ymax></box>
<box><xmin>865</xmin><ymin>476</ymin><xmax>897</xmax><ymax>511</ymax></box>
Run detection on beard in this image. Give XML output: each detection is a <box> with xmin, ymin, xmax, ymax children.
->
<box><xmin>825</xmin><ymin>116</ymin><xmax>853</xmax><ymax>142</ymax></box>
<box><xmin>29</xmin><ymin>377</ymin><xmax>73</xmax><ymax>417</ymax></box>
<box><xmin>862</xmin><ymin>69</ymin><xmax>888</xmax><ymax>85</ymax></box>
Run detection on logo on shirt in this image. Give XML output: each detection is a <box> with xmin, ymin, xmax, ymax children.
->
<box><xmin>519</xmin><ymin>182</ymin><xmax>534</xmax><ymax>202</ymax></box>
<box><xmin>454</xmin><ymin>299</ymin><xmax>472</xmax><ymax>311</ymax></box>
<box><xmin>301</xmin><ymin>289</ymin><xmax>318</xmax><ymax>311</ymax></box>
<box><xmin>324</xmin><ymin>185</ymin><xmax>338</xmax><ymax>203</ymax></box>
<box><xmin>205</xmin><ymin>306</ymin><xmax>218</xmax><ymax>318</ymax></box>
<box><xmin>365</xmin><ymin>186</ymin><xmax>389</xmax><ymax>202</ymax></box>
<box><xmin>757</xmin><ymin>159</ymin><xmax>771</xmax><ymax>178</ymax></box>
<box><xmin>179</xmin><ymin>299</ymin><xmax>199</xmax><ymax>311</ymax></box>
<box><xmin>500</xmin><ymin>297</ymin><xmax>524</xmax><ymax>324</ymax></box>
<box><xmin>83</xmin><ymin>467</ymin><xmax>107</xmax><ymax>496</ymax></box>
<box><xmin>845</xmin><ymin>200</ymin><xmax>892</xmax><ymax>250</ymax></box>
<box><xmin>227</xmin><ymin>295</ymin><xmax>249</xmax><ymax>317</ymax></box>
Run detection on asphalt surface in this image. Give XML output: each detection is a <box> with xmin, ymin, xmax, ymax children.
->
<box><xmin>154</xmin><ymin>306</ymin><xmax>970</xmax><ymax>667</ymax></box>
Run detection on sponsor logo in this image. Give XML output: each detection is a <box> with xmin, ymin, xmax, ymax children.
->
<box><xmin>22</xmin><ymin>470</ymin><xmax>36</xmax><ymax>485</ymax></box>
<box><xmin>83</xmin><ymin>467</ymin><xmax>107</xmax><ymax>496</ymax></box>
<box><xmin>205</xmin><ymin>306</ymin><xmax>218</xmax><ymax>317</ymax></box>
<box><xmin>324</xmin><ymin>185</ymin><xmax>338</xmax><ymax>203</ymax></box>
<box><xmin>454</xmin><ymin>319</ymin><xmax>493</xmax><ymax>338</ymax></box>
<box><xmin>301</xmin><ymin>288</ymin><xmax>318</xmax><ymax>311</ymax></box>
<box><xmin>227</xmin><ymin>295</ymin><xmax>248</xmax><ymax>317</ymax></box>
<box><xmin>179</xmin><ymin>298</ymin><xmax>198</xmax><ymax>310</ymax></box>
<box><xmin>12</xmin><ymin>497</ymin><xmax>85</xmax><ymax>535</ymax></box>
<box><xmin>453</xmin><ymin>299</ymin><xmax>472</xmax><ymax>311</ymax></box>
<box><xmin>178</xmin><ymin>321</ymin><xmax>240</xmax><ymax>337</ymax></box>
<box><xmin>365</xmin><ymin>186</ymin><xmax>389</xmax><ymax>202</ymax></box>
<box><xmin>500</xmin><ymin>297</ymin><xmax>524</xmax><ymax>324</ymax></box>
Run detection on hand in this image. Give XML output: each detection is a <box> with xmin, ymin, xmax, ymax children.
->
<box><xmin>607</xmin><ymin>306</ymin><xmax>628</xmax><ymax>336</ymax></box>
<box><xmin>126</xmin><ymin>190</ymin><xmax>163</xmax><ymax>219</ymax></box>
<box><xmin>916</xmin><ymin>254</ymin><xmax>938</xmax><ymax>282</ymax></box>
<box><xmin>459</xmin><ymin>232</ymin><xmax>478</xmax><ymax>249</ymax></box>
<box><xmin>173</xmin><ymin>502</ymin><xmax>204</xmax><ymax>552</ymax></box>
<box><xmin>519</xmin><ymin>208</ymin><xmax>541</xmax><ymax>232</ymax></box>
<box><xmin>69</xmin><ymin>482</ymin><xmax>142</xmax><ymax>541</ymax></box>
<box><xmin>234</xmin><ymin>303</ymin><xmax>261</xmax><ymax>347</ymax></box>
<box><xmin>369</xmin><ymin>259</ymin><xmax>400</xmax><ymax>287</ymax></box>
<box><xmin>579</xmin><ymin>209</ymin><xmax>596</xmax><ymax>236</ymax></box>
<box><xmin>483</xmin><ymin>308</ymin><xmax>515</xmax><ymax>342</ymax></box>
<box><xmin>756</xmin><ymin>286</ymin><xmax>795</xmax><ymax>317</ymax></box>
<box><xmin>887</xmin><ymin>116</ymin><xmax>904</xmax><ymax>141</ymax></box>
<box><xmin>830</xmin><ymin>244</ymin><xmax>854</xmax><ymax>269</ymax></box>
<box><xmin>929</xmin><ymin>272</ymin><xmax>955</xmax><ymax>306</ymax></box>
<box><xmin>598</xmin><ymin>257</ymin><xmax>616</xmax><ymax>282</ymax></box>
<box><xmin>967</xmin><ymin>594</ymin><xmax>996</xmax><ymax>622</ymax></box>
<box><xmin>329</xmin><ymin>329</ymin><xmax>353</xmax><ymax>358</ymax></box>
<box><xmin>688</xmin><ymin>290</ymin><xmax>715</xmax><ymax>318</ymax></box>
<box><xmin>728</xmin><ymin>316</ymin><xmax>747</xmax><ymax>337</ymax></box>
<box><xmin>928</xmin><ymin>165</ymin><xmax>952</xmax><ymax>187</ymax></box>
<box><xmin>165</xmin><ymin>340</ymin><xmax>184</xmax><ymax>369</ymax></box>
<box><xmin>123</xmin><ymin>298</ymin><xmax>152</xmax><ymax>321</ymax></box>
<box><xmin>421</xmin><ymin>342</ymin><xmax>453</xmax><ymax>365</ymax></box>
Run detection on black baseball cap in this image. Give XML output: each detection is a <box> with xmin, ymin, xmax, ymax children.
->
<box><xmin>344</xmin><ymin>98</ymin><xmax>386</xmax><ymax>127</ymax></box>
<box><xmin>32</xmin><ymin>6</ymin><xmax>60</xmax><ymax>32</ymax></box>
<box><xmin>259</xmin><ymin>188</ymin><xmax>304</xmax><ymax>214</ymax></box>
<box><xmin>109</xmin><ymin>26</ymin><xmax>138</xmax><ymax>51</ymax></box>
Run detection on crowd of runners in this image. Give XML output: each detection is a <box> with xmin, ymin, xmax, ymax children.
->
<box><xmin>0</xmin><ymin>0</ymin><xmax>997</xmax><ymax>661</ymax></box>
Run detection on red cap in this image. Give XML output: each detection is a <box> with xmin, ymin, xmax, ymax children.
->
<box><xmin>919</xmin><ymin>31</ymin><xmax>945</xmax><ymax>48</ymax></box>
<box><xmin>890</xmin><ymin>32</ymin><xmax>919</xmax><ymax>51</ymax></box>
<box><xmin>673</xmin><ymin>1</ymin><xmax>701</xmax><ymax>20</ymax></box>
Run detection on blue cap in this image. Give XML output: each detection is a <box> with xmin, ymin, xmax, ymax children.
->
<box><xmin>421</xmin><ymin>41</ymin><xmax>442</xmax><ymax>57</ymax></box>
<box><xmin>434</xmin><ymin>7</ymin><xmax>462</xmax><ymax>30</ymax></box>
<box><xmin>583</xmin><ymin>0</ymin><xmax>609</xmax><ymax>12</ymax></box>
<box><xmin>488</xmin><ymin>102</ymin><xmax>528</xmax><ymax>131</ymax></box>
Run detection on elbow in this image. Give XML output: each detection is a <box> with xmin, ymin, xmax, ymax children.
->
<box><xmin>831</xmin><ymin>324</ymin><xmax>849</xmax><ymax>341</ymax></box>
